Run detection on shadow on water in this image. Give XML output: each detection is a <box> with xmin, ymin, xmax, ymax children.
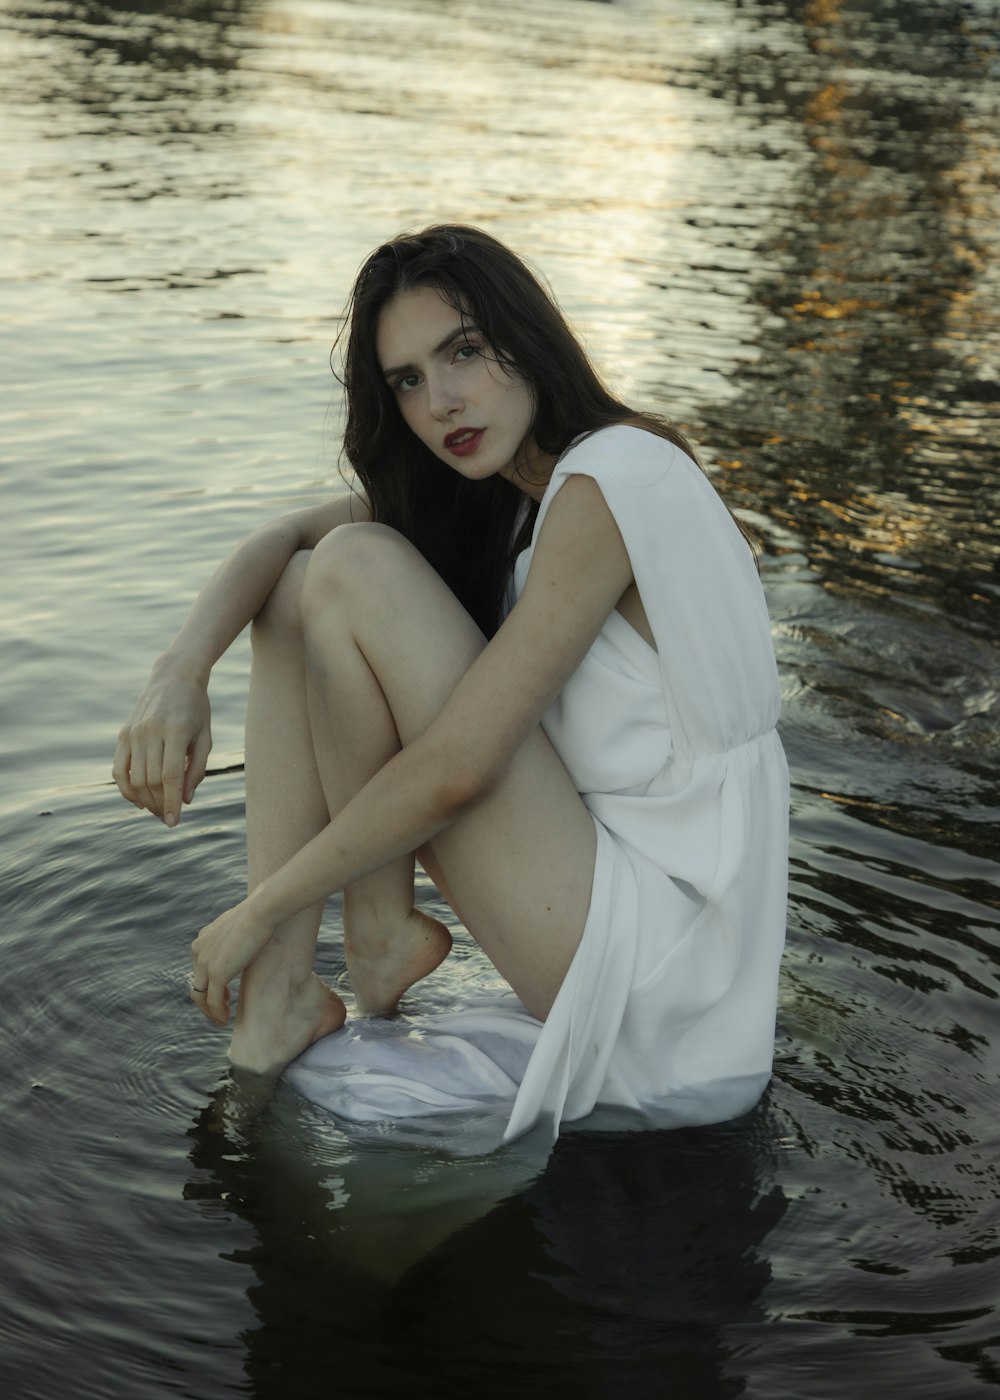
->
<box><xmin>184</xmin><ymin>1084</ymin><xmax>786</xmax><ymax>1399</ymax></box>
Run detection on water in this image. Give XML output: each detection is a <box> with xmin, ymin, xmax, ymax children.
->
<box><xmin>2</xmin><ymin>0</ymin><xmax>999</xmax><ymax>1394</ymax></box>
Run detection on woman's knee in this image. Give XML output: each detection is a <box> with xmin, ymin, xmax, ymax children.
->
<box><xmin>302</xmin><ymin>522</ymin><xmax>418</xmax><ymax>614</ymax></box>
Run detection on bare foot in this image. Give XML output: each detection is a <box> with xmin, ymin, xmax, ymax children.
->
<box><xmin>228</xmin><ymin>971</ymin><xmax>347</xmax><ymax>1077</ymax></box>
<box><xmin>344</xmin><ymin>908</ymin><xmax>452</xmax><ymax>1016</ymax></box>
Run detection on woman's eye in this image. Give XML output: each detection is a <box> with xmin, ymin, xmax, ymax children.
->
<box><xmin>455</xmin><ymin>344</ymin><xmax>480</xmax><ymax>362</ymax></box>
<box><xmin>395</xmin><ymin>373</ymin><xmax>420</xmax><ymax>393</ymax></box>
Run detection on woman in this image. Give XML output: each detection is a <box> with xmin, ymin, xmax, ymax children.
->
<box><xmin>113</xmin><ymin>225</ymin><xmax>788</xmax><ymax>1141</ymax></box>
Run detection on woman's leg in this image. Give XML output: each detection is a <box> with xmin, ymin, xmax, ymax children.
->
<box><xmin>231</xmin><ymin>553</ymin><xmax>346</xmax><ymax>1071</ymax></box>
<box><xmin>300</xmin><ymin>556</ymin><xmax>452</xmax><ymax>1016</ymax></box>
<box><xmin>297</xmin><ymin>524</ymin><xmax>596</xmax><ymax>1018</ymax></box>
<box><xmin>233</xmin><ymin>523</ymin><xmax>596</xmax><ymax>1074</ymax></box>
<box><xmin>233</xmin><ymin>549</ymin><xmax>449</xmax><ymax>1072</ymax></box>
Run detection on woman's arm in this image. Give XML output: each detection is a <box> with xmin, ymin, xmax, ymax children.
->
<box><xmin>191</xmin><ymin>474</ymin><xmax>634</xmax><ymax>1022</ymax></box>
<box><xmin>113</xmin><ymin>491</ymin><xmax>368</xmax><ymax>827</ymax></box>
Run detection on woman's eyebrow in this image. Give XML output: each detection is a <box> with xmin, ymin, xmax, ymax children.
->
<box><xmin>381</xmin><ymin>325</ymin><xmax>472</xmax><ymax>382</ymax></box>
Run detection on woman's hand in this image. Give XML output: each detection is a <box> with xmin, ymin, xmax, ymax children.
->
<box><xmin>190</xmin><ymin>897</ymin><xmax>275</xmax><ymax>1026</ymax></box>
<box><xmin>113</xmin><ymin>659</ymin><xmax>213</xmax><ymax>826</ymax></box>
<box><xmin>110</xmin><ymin>500</ymin><xmax>366</xmax><ymax>827</ymax></box>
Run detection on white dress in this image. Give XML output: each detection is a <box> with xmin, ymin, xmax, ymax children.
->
<box><xmin>286</xmin><ymin>426</ymin><xmax>789</xmax><ymax>1148</ymax></box>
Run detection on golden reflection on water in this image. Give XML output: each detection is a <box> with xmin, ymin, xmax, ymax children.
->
<box><xmin>803</xmin><ymin>0</ymin><xmax>845</xmax><ymax>34</ymax></box>
<box><xmin>694</xmin><ymin>0</ymin><xmax>999</xmax><ymax>620</ymax></box>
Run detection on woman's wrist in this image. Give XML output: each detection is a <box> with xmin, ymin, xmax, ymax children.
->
<box><xmin>245</xmin><ymin>834</ymin><xmax>340</xmax><ymax>931</ymax></box>
<box><xmin>244</xmin><ymin>878</ymin><xmax>288</xmax><ymax>931</ymax></box>
<box><xmin>152</xmin><ymin>644</ymin><xmax>212</xmax><ymax>688</ymax></box>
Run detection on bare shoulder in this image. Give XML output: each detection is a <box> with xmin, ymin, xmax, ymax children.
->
<box><xmin>526</xmin><ymin>472</ymin><xmax>629</xmax><ymax>585</ymax></box>
<box><xmin>522</xmin><ymin>470</ymin><xmax>656</xmax><ymax>646</ymax></box>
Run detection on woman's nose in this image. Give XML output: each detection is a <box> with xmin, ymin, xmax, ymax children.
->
<box><xmin>428</xmin><ymin>375</ymin><xmax>463</xmax><ymax>421</ymax></box>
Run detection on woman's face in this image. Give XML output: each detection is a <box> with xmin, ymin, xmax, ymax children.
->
<box><xmin>375</xmin><ymin>285</ymin><xmax>550</xmax><ymax>496</ymax></box>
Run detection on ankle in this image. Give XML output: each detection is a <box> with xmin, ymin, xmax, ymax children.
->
<box><xmin>343</xmin><ymin>907</ymin><xmax>416</xmax><ymax>959</ymax></box>
<box><xmin>228</xmin><ymin>975</ymin><xmax>347</xmax><ymax>1076</ymax></box>
<box><xmin>237</xmin><ymin>962</ymin><xmax>315</xmax><ymax>1016</ymax></box>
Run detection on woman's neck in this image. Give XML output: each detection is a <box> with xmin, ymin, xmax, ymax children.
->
<box><xmin>501</xmin><ymin>442</ymin><xmax>559</xmax><ymax>502</ymax></box>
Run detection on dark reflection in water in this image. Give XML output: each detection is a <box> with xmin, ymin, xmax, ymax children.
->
<box><xmin>185</xmin><ymin>1088</ymin><xmax>785</xmax><ymax>1399</ymax></box>
<box><xmin>699</xmin><ymin>0</ymin><xmax>999</xmax><ymax>638</ymax></box>
<box><xmin>687</xmin><ymin>0</ymin><xmax>1000</xmax><ymax>905</ymax></box>
<box><xmin>15</xmin><ymin>0</ymin><xmax>254</xmax><ymax>74</ymax></box>
<box><xmin>8</xmin><ymin>0</ymin><xmax>255</xmax><ymax>158</ymax></box>
<box><xmin>391</xmin><ymin>1125</ymin><xmax>785</xmax><ymax>1400</ymax></box>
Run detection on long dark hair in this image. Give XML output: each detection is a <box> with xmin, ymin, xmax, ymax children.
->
<box><xmin>335</xmin><ymin>223</ymin><xmax>702</xmax><ymax>636</ymax></box>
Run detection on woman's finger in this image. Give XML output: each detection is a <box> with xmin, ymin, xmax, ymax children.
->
<box><xmin>127</xmin><ymin>737</ymin><xmax>155</xmax><ymax>814</ymax></box>
<box><xmin>187</xmin><ymin>971</ymin><xmax>210</xmax><ymax>1009</ymax></box>
<box><xmin>112</xmin><ymin>732</ymin><xmax>143</xmax><ymax>809</ymax></box>
<box><xmin>190</xmin><ymin>926</ymin><xmax>234</xmax><ymax>1027</ymax></box>
<box><xmin>189</xmin><ymin>900</ymin><xmax>273</xmax><ymax>1030</ymax></box>
<box><xmin>190</xmin><ymin>970</ymin><xmax>230</xmax><ymax>1027</ymax></box>
<box><xmin>143</xmin><ymin>737</ymin><xmax>165</xmax><ymax>819</ymax></box>
<box><xmin>188</xmin><ymin>959</ymin><xmax>227</xmax><ymax>1024</ymax></box>
<box><xmin>205</xmin><ymin>981</ymin><xmax>231</xmax><ymax>1027</ymax></box>
<box><xmin>160</xmin><ymin>727</ymin><xmax>189</xmax><ymax>827</ymax></box>
<box><xmin>183</xmin><ymin>726</ymin><xmax>213</xmax><ymax>805</ymax></box>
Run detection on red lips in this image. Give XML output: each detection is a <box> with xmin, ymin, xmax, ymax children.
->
<box><xmin>443</xmin><ymin>427</ymin><xmax>485</xmax><ymax>457</ymax></box>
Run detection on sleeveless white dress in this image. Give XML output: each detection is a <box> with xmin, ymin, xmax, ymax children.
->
<box><xmin>286</xmin><ymin>426</ymin><xmax>789</xmax><ymax>1148</ymax></box>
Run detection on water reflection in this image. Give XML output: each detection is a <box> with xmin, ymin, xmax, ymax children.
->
<box><xmin>6</xmin><ymin>0</ymin><xmax>255</xmax><ymax>214</ymax></box>
<box><xmin>13</xmin><ymin>0</ymin><xmax>252</xmax><ymax>83</ymax></box>
<box><xmin>698</xmin><ymin>0</ymin><xmax>1000</xmax><ymax>633</ymax></box>
<box><xmin>184</xmin><ymin>1088</ymin><xmax>786</xmax><ymax>1399</ymax></box>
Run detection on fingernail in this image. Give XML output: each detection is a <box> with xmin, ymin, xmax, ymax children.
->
<box><xmin>165</xmin><ymin>813</ymin><xmax>177</xmax><ymax>828</ymax></box>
